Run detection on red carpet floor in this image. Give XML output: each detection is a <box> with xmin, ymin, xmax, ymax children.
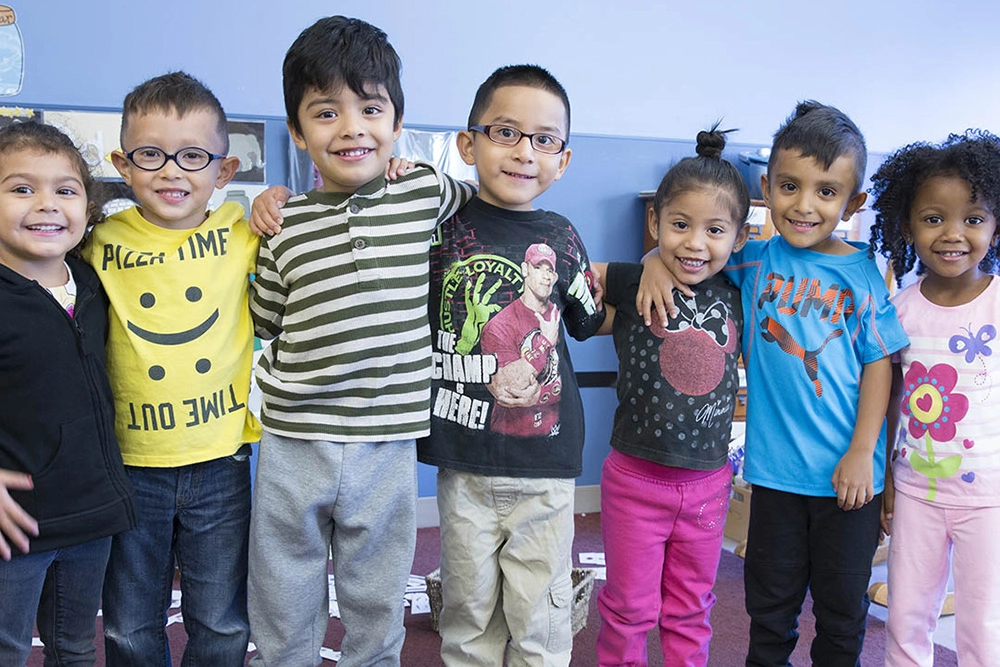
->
<box><xmin>27</xmin><ymin>512</ymin><xmax>958</xmax><ymax>665</ymax></box>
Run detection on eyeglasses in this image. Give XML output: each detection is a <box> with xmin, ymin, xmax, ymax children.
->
<box><xmin>468</xmin><ymin>125</ymin><xmax>567</xmax><ymax>155</ymax></box>
<box><xmin>123</xmin><ymin>146</ymin><xmax>227</xmax><ymax>172</ymax></box>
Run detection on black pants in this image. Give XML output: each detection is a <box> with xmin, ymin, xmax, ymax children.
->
<box><xmin>743</xmin><ymin>486</ymin><xmax>881</xmax><ymax>667</ymax></box>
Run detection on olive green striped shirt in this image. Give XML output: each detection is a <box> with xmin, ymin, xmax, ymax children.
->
<box><xmin>251</xmin><ymin>166</ymin><xmax>474</xmax><ymax>441</ymax></box>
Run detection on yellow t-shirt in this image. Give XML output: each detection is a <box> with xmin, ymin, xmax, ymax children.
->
<box><xmin>81</xmin><ymin>202</ymin><xmax>262</xmax><ymax>466</ymax></box>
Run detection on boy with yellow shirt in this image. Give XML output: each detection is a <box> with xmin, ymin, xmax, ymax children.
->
<box><xmin>80</xmin><ymin>71</ymin><xmax>260</xmax><ymax>666</ymax></box>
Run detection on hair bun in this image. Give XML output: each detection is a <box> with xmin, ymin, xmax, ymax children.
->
<box><xmin>695</xmin><ymin>127</ymin><xmax>727</xmax><ymax>159</ymax></box>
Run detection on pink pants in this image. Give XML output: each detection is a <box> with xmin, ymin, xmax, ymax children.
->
<box><xmin>885</xmin><ymin>490</ymin><xmax>1000</xmax><ymax>666</ymax></box>
<box><xmin>596</xmin><ymin>450</ymin><xmax>730</xmax><ymax>667</ymax></box>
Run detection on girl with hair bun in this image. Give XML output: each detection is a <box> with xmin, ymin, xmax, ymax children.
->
<box><xmin>593</xmin><ymin>126</ymin><xmax>750</xmax><ymax>666</ymax></box>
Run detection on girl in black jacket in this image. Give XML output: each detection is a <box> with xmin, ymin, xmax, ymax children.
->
<box><xmin>0</xmin><ymin>121</ymin><xmax>135</xmax><ymax>665</ymax></box>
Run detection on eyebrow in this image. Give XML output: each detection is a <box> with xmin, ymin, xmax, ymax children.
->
<box><xmin>2</xmin><ymin>173</ymin><xmax>84</xmax><ymax>186</ymax></box>
<box><xmin>304</xmin><ymin>91</ymin><xmax>390</xmax><ymax>109</ymax></box>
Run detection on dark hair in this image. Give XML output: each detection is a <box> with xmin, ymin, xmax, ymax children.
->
<box><xmin>869</xmin><ymin>129</ymin><xmax>1000</xmax><ymax>284</ymax></box>
<box><xmin>120</xmin><ymin>71</ymin><xmax>229</xmax><ymax>152</ymax></box>
<box><xmin>0</xmin><ymin>121</ymin><xmax>104</xmax><ymax>230</ymax></box>
<box><xmin>769</xmin><ymin>100</ymin><xmax>867</xmax><ymax>194</ymax></box>
<box><xmin>283</xmin><ymin>16</ymin><xmax>403</xmax><ymax>135</ymax></box>
<box><xmin>467</xmin><ymin>65</ymin><xmax>570</xmax><ymax>135</ymax></box>
<box><xmin>652</xmin><ymin>125</ymin><xmax>750</xmax><ymax>227</ymax></box>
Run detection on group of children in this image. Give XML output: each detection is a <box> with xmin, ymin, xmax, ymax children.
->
<box><xmin>0</xmin><ymin>12</ymin><xmax>997</xmax><ymax>667</ymax></box>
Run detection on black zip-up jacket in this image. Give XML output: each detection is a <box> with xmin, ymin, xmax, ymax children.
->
<box><xmin>0</xmin><ymin>255</ymin><xmax>135</xmax><ymax>554</ymax></box>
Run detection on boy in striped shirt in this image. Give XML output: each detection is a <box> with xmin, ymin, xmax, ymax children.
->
<box><xmin>246</xmin><ymin>16</ymin><xmax>474</xmax><ymax>667</ymax></box>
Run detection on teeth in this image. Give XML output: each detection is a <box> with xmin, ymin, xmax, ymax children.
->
<box><xmin>160</xmin><ymin>190</ymin><xmax>187</xmax><ymax>200</ymax></box>
<box><xmin>28</xmin><ymin>224</ymin><xmax>61</xmax><ymax>231</ymax></box>
<box><xmin>679</xmin><ymin>258</ymin><xmax>706</xmax><ymax>267</ymax></box>
<box><xmin>338</xmin><ymin>148</ymin><xmax>369</xmax><ymax>157</ymax></box>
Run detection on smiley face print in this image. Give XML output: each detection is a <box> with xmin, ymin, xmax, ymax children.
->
<box><xmin>126</xmin><ymin>285</ymin><xmax>219</xmax><ymax>380</ymax></box>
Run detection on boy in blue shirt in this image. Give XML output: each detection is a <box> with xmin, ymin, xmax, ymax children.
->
<box><xmin>641</xmin><ymin>102</ymin><xmax>909</xmax><ymax>666</ymax></box>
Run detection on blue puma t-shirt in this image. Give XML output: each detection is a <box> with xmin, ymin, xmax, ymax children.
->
<box><xmin>725</xmin><ymin>237</ymin><xmax>908</xmax><ymax>496</ymax></box>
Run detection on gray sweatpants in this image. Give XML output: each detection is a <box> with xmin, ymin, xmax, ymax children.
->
<box><xmin>247</xmin><ymin>432</ymin><xmax>417</xmax><ymax>667</ymax></box>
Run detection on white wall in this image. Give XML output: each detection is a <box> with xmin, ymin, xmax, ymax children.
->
<box><xmin>16</xmin><ymin>0</ymin><xmax>1000</xmax><ymax>151</ymax></box>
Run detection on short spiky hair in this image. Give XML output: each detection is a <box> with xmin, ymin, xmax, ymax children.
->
<box><xmin>467</xmin><ymin>65</ymin><xmax>570</xmax><ymax>135</ymax></box>
<box><xmin>869</xmin><ymin>129</ymin><xmax>1000</xmax><ymax>284</ymax></box>
<box><xmin>0</xmin><ymin>121</ymin><xmax>104</xmax><ymax>230</ymax></box>
<box><xmin>769</xmin><ymin>100</ymin><xmax>867</xmax><ymax>194</ymax></box>
<box><xmin>283</xmin><ymin>16</ymin><xmax>404</xmax><ymax>134</ymax></box>
<box><xmin>120</xmin><ymin>71</ymin><xmax>229</xmax><ymax>152</ymax></box>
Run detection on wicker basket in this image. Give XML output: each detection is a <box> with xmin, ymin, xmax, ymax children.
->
<box><xmin>424</xmin><ymin>567</ymin><xmax>596</xmax><ymax>636</ymax></box>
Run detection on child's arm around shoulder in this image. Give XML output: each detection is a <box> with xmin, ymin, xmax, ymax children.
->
<box><xmin>431</xmin><ymin>164</ymin><xmax>476</xmax><ymax>222</ymax></box>
<box><xmin>247</xmin><ymin>157</ymin><xmax>421</xmax><ymax>237</ymax></box>
<box><xmin>589</xmin><ymin>261</ymin><xmax>614</xmax><ymax>335</ymax></box>
<box><xmin>832</xmin><ymin>355</ymin><xmax>892</xmax><ymax>510</ymax></box>
<box><xmin>635</xmin><ymin>248</ymin><xmax>695</xmax><ymax>326</ymax></box>
<box><xmin>0</xmin><ymin>469</ymin><xmax>37</xmax><ymax>560</ymax></box>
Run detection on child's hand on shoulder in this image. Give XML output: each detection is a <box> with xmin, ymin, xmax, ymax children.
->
<box><xmin>831</xmin><ymin>448</ymin><xmax>875</xmax><ymax>511</ymax></box>
<box><xmin>385</xmin><ymin>156</ymin><xmax>416</xmax><ymax>180</ymax></box>
<box><xmin>249</xmin><ymin>186</ymin><xmax>293</xmax><ymax>237</ymax></box>
<box><xmin>0</xmin><ymin>469</ymin><xmax>38</xmax><ymax>560</ymax></box>
<box><xmin>636</xmin><ymin>250</ymin><xmax>694</xmax><ymax>326</ymax></box>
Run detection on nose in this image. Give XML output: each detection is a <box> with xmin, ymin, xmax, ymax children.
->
<box><xmin>339</xmin><ymin>110</ymin><xmax>364</xmax><ymax>138</ymax></box>
<box><xmin>510</xmin><ymin>135</ymin><xmax>534</xmax><ymax>161</ymax></box>
<box><xmin>940</xmin><ymin>218</ymin><xmax>965</xmax><ymax>240</ymax></box>
<box><xmin>157</xmin><ymin>156</ymin><xmax>184</xmax><ymax>178</ymax></box>
<box><xmin>36</xmin><ymin>189</ymin><xmax>58</xmax><ymax>211</ymax></box>
<box><xmin>684</xmin><ymin>231</ymin><xmax>707</xmax><ymax>250</ymax></box>
<box><xmin>792</xmin><ymin>190</ymin><xmax>814</xmax><ymax>214</ymax></box>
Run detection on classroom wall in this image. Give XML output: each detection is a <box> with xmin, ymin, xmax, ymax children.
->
<box><xmin>7</xmin><ymin>0</ymin><xmax>993</xmax><ymax>498</ymax></box>
<box><xmin>14</xmin><ymin>1</ymin><xmax>1000</xmax><ymax>151</ymax></box>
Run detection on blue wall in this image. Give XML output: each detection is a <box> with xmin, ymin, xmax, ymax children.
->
<box><xmin>10</xmin><ymin>1</ymin><xmax>1000</xmax><ymax>151</ymax></box>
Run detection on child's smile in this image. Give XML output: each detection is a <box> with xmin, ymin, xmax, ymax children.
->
<box><xmin>763</xmin><ymin>149</ymin><xmax>866</xmax><ymax>255</ymax></box>
<box><xmin>909</xmin><ymin>174</ymin><xmax>998</xmax><ymax>303</ymax></box>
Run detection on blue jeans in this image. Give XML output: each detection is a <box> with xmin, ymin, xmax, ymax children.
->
<box><xmin>103</xmin><ymin>446</ymin><xmax>252</xmax><ymax>667</ymax></box>
<box><xmin>0</xmin><ymin>537</ymin><xmax>111</xmax><ymax>666</ymax></box>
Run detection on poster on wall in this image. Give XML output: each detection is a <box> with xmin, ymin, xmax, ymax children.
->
<box><xmin>0</xmin><ymin>6</ymin><xmax>23</xmax><ymax>96</ymax></box>
<box><xmin>44</xmin><ymin>110</ymin><xmax>123</xmax><ymax>179</ymax></box>
<box><xmin>0</xmin><ymin>105</ymin><xmax>40</xmax><ymax>128</ymax></box>
<box><xmin>227</xmin><ymin>120</ymin><xmax>266</xmax><ymax>183</ymax></box>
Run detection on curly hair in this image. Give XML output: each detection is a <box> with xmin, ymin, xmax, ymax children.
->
<box><xmin>869</xmin><ymin>129</ymin><xmax>1000</xmax><ymax>285</ymax></box>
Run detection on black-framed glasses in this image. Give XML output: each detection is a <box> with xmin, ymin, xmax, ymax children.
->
<box><xmin>123</xmin><ymin>146</ymin><xmax>227</xmax><ymax>172</ymax></box>
<box><xmin>468</xmin><ymin>125</ymin><xmax>567</xmax><ymax>155</ymax></box>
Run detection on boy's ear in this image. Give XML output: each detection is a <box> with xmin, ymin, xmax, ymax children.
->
<box><xmin>393</xmin><ymin>116</ymin><xmax>403</xmax><ymax>142</ymax></box>
<box><xmin>843</xmin><ymin>191</ymin><xmax>867</xmax><ymax>221</ymax></box>
<box><xmin>214</xmin><ymin>156</ymin><xmax>241</xmax><ymax>189</ymax></box>
<box><xmin>457</xmin><ymin>130</ymin><xmax>476</xmax><ymax>166</ymax></box>
<box><xmin>551</xmin><ymin>147</ymin><xmax>572</xmax><ymax>182</ymax></box>
<box><xmin>287</xmin><ymin>119</ymin><xmax>307</xmax><ymax>152</ymax></box>
<box><xmin>110</xmin><ymin>150</ymin><xmax>133</xmax><ymax>186</ymax></box>
<box><xmin>646</xmin><ymin>205</ymin><xmax>660</xmax><ymax>243</ymax></box>
<box><xmin>760</xmin><ymin>174</ymin><xmax>771</xmax><ymax>207</ymax></box>
<box><xmin>733</xmin><ymin>223</ymin><xmax>751</xmax><ymax>252</ymax></box>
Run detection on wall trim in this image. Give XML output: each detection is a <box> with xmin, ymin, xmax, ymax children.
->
<box><xmin>416</xmin><ymin>484</ymin><xmax>601</xmax><ymax>528</ymax></box>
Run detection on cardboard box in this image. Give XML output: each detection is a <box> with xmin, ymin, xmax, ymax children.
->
<box><xmin>725</xmin><ymin>484</ymin><xmax>752</xmax><ymax>542</ymax></box>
